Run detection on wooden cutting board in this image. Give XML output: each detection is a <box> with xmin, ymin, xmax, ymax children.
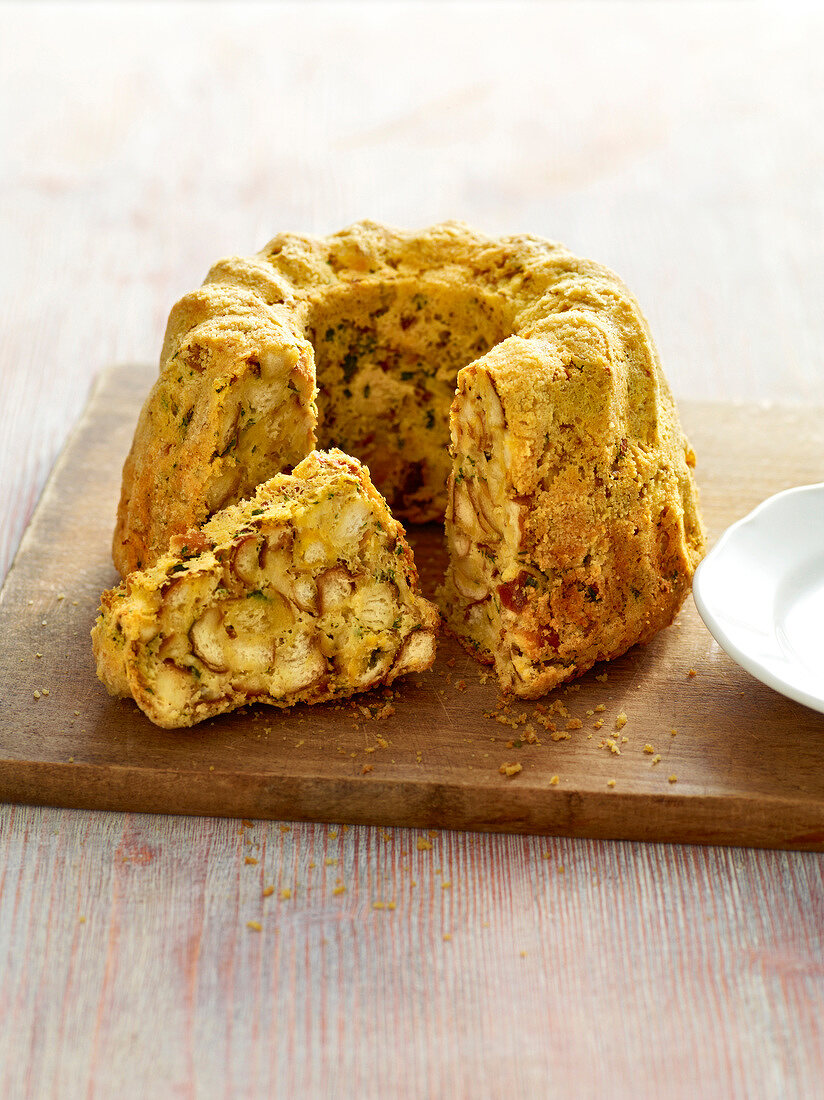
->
<box><xmin>2</xmin><ymin>366</ymin><xmax>824</xmax><ymax>849</ymax></box>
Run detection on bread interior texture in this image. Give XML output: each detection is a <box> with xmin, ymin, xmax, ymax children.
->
<box><xmin>305</xmin><ymin>278</ymin><xmax>512</xmax><ymax>522</ymax></box>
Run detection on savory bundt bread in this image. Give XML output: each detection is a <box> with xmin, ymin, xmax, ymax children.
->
<box><xmin>113</xmin><ymin>221</ymin><xmax>705</xmax><ymax>698</ymax></box>
<box><xmin>95</xmin><ymin>450</ymin><xmax>439</xmax><ymax>728</ymax></box>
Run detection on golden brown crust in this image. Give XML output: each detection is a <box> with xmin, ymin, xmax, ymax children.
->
<box><xmin>112</xmin><ymin>220</ymin><xmax>705</xmax><ymax>700</ymax></box>
<box><xmin>440</xmin><ymin>319</ymin><xmax>705</xmax><ymax>696</ymax></box>
<box><xmin>96</xmin><ymin>450</ymin><xmax>439</xmax><ymax>728</ymax></box>
<box><xmin>113</xmin><ymin>287</ymin><xmax>317</xmax><ymax>574</ymax></box>
<box><xmin>114</xmin><ymin>221</ymin><xmax>567</xmax><ymax>575</ymax></box>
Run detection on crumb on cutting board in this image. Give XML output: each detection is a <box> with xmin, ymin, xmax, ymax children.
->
<box><xmin>499</xmin><ymin>762</ymin><xmax>523</xmax><ymax>777</ymax></box>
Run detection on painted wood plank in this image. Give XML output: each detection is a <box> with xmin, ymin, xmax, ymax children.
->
<box><xmin>1</xmin><ymin>806</ymin><xmax>823</xmax><ymax>1099</ymax></box>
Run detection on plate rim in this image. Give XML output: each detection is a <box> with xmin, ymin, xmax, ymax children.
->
<box><xmin>692</xmin><ymin>481</ymin><xmax>824</xmax><ymax>715</ymax></box>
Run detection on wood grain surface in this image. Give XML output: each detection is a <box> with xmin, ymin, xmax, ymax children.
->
<box><xmin>3</xmin><ymin>3</ymin><xmax>824</xmax><ymax>1098</ymax></box>
<box><xmin>4</xmin><ymin>367</ymin><xmax>824</xmax><ymax>851</ymax></box>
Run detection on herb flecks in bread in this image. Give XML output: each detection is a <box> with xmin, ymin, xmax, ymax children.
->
<box><xmin>94</xmin><ymin>450</ymin><xmax>438</xmax><ymax>728</ymax></box>
<box><xmin>440</xmin><ymin>325</ymin><xmax>704</xmax><ymax>696</ymax></box>
<box><xmin>112</xmin><ymin>221</ymin><xmax>704</xmax><ymax>702</ymax></box>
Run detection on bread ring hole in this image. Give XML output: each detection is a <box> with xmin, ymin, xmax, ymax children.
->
<box><xmin>306</xmin><ymin>277</ymin><xmax>513</xmax><ymax>523</ymax></box>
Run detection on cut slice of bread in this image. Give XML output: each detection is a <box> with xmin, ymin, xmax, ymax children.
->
<box><xmin>93</xmin><ymin>450</ymin><xmax>439</xmax><ymax>728</ymax></box>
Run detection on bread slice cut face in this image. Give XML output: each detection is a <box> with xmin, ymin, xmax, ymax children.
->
<box><xmin>93</xmin><ymin>450</ymin><xmax>439</xmax><ymax>728</ymax></box>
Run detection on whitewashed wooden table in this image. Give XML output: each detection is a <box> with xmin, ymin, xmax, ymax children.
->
<box><xmin>2</xmin><ymin>3</ymin><xmax>824</xmax><ymax>1097</ymax></box>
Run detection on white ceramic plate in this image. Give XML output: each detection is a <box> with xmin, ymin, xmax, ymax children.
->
<box><xmin>692</xmin><ymin>483</ymin><xmax>824</xmax><ymax>714</ymax></box>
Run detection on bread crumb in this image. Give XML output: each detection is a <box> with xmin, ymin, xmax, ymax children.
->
<box><xmin>499</xmin><ymin>762</ymin><xmax>523</xmax><ymax>777</ymax></box>
<box><xmin>279</xmin><ymin>824</ymin><xmax>291</xmax><ymax>834</ymax></box>
<box><xmin>520</xmin><ymin>950</ymin><xmax>527</xmax><ymax>958</ymax></box>
<box><xmin>605</xmin><ymin>738</ymin><xmax>621</xmax><ymax>756</ymax></box>
<box><xmin>33</xmin><ymin>691</ymin><xmax>40</xmax><ymax>700</ymax></box>
<box><xmin>443</xmin><ymin>933</ymin><xmax>452</xmax><ymax>942</ymax></box>
<box><xmin>565</xmin><ymin>718</ymin><xmax>582</xmax><ymax>730</ymax></box>
<box><xmin>593</xmin><ymin>719</ymin><xmax>603</xmax><ymax>730</ymax></box>
<box><xmin>595</xmin><ymin>704</ymin><xmax>606</xmax><ymax>713</ymax></box>
<box><xmin>687</xmin><ymin>669</ymin><xmax>697</xmax><ymax>678</ymax></box>
<box><xmin>362</xmin><ymin>764</ymin><xmax>373</xmax><ymax>774</ymax></box>
<box><xmin>325</xmin><ymin>857</ymin><xmax>338</xmax><ymax>866</ymax></box>
<box><xmin>541</xmin><ymin>852</ymin><xmax>551</xmax><ymax>860</ymax></box>
<box><xmin>615</xmin><ymin>712</ymin><xmax>627</xmax><ymax>730</ymax></box>
<box><xmin>651</xmin><ymin>754</ymin><xmax>661</xmax><ymax>765</ymax></box>
<box><xmin>595</xmin><ymin>673</ymin><xmax>608</xmax><ymax>683</ymax></box>
<box><xmin>329</xmin><ymin>829</ymin><xmax>338</xmax><ymax>838</ymax></box>
<box><xmin>607</xmin><ymin>779</ymin><xmax>616</xmax><ymax>788</ymax></box>
<box><xmin>417</xmin><ymin>838</ymin><xmax>432</xmax><ymax>851</ymax></box>
<box><xmin>78</xmin><ymin>916</ymin><xmax>85</xmax><ymax>924</ymax></box>
<box><xmin>246</xmin><ymin>921</ymin><xmax>263</xmax><ymax>932</ymax></box>
<box><xmin>442</xmin><ymin>881</ymin><xmax>451</xmax><ymax>890</ymax></box>
<box><xmin>668</xmin><ymin>774</ymin><xmax>678</xmax><ymax>784</ymax></box>
<box><xmin>332</xmin><ymin>885</ymin><xmax>346</xmax><ymax>895</ymax></box>
<box><xmin>549</xmin><ymin>775</ymin><xmax>559</xmax><ymax>786</ymax></box>
<box><xmin>670</xmin><ymin>728</ymin><xmax>678</xmax><ymax>737</ymax></box>
<box><xmin>244</xmin><ymin>857</ymin><xmax>258</xmax><ymax>866</ymax></box>
<box><xmin>262</xmin><ymin>885</ymin><xmax>275</xmax><ymax>897</ymax></box>
<box><xmin>279</xmin><ymin>888</ymin><xmax>292</xmax><ymax>900</ymax></box>
<box><xmin>643</xmin><ymin>744</ymin><xmax>655</xmax><ymax>754</ymax></box>
<box><xmin>558</xmin><ymin>865</ymin><xmax>565</xmax><ymax>874</ymax></box>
